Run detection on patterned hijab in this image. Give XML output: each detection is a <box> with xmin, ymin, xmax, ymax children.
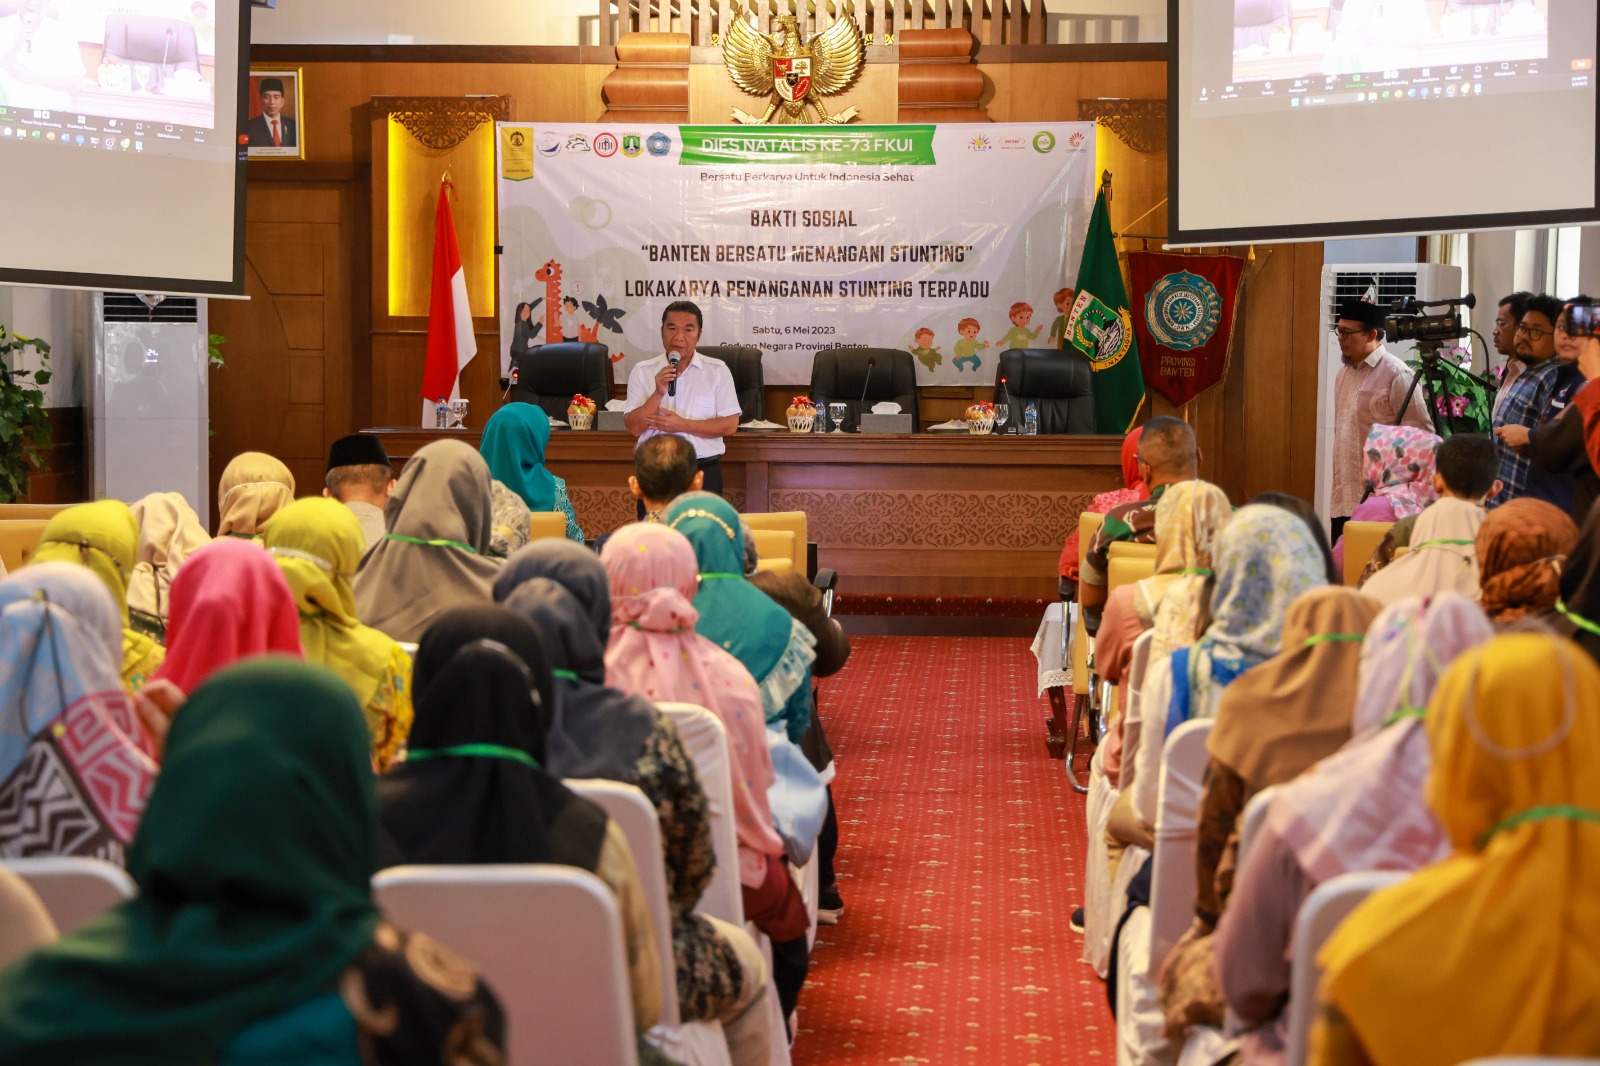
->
<box><xmin>488</xmin><ymin>479</ymin><xmax>532</xmax><ymax>558</ymax></box>
<box><xmin>481</xmin><ymin>401</ymin><xmax>560</xmax><ymax>513</ymax></box>
<box><xmin>126</xmin><ymin>492</ymin><xmax>211</xmax><ymax>622</ymax></box>
<box><xmin>152</xmin><ymin>538</ymin><xmax>303</xmax><ymax>695</ymax></box>
<box><xmin>215</xmin><ymin>452</ymin><xmax>296</xmax><ymax>539</ymax></box>
<box><xmin>29</xmin><ymin>500</ymin><xmax>164</xmax><ymax>688</ymax></box>
<box><xmin>0</xmin><ymin>569</ymin><xmax>157</xmax><ymax>864</ymax></box>
<box><xmin>1475</xmin><ymin>497</ymin><xmax>1578</xmax><ymax>623</ymax></box>
<box><xmin>1316</xmin><ymin>635</ymin><xmax>1600</xmax><ymax>1066</ymax></box>
<box><xmin>602</xmin><ymin>523</ymin><xmax>782</xmax><ymax>888</ymax></box>
<box><xmin>1137</xmin><ymin>480</ymin><xmax>1232</xmax><ymax>646</ymax></box>
<box><xmin>1362</xmin><ymin>424</ymin><xmax>1441</xmax><ymax>519</ymax></box>
<box><xmin>1269</xmin><ymin>593</ymin><xmax>1492</xmax><ymax>882</ymax></box>
<box><xmin>0</xmin><ymin>660</ymin><xmax>382</xmax><ymax>1066</ymax></box>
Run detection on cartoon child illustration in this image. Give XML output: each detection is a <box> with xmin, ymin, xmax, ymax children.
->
<box><xmin>908</xmin><ymin>327</ymin><xmax>942</xmax><ymax>372</ymax></box>
<box><xmin>952</xmin><ymin>318</ymin><xmax>990</xmax><ymax>372</ymax></box>
<box><xmin>1048</xmin><ymin>288</ymin><xmax>1075</xmax><ymax>349</ymax></box>
<box><xmin>560</xmin><ymin>296</ymin><xmax>581</xmax><ymax>342</ymax></box>
<box><xmin>1001</xmin><ymin>301</ymin><xmax>1043</xmax><ymax>350</ymax></box>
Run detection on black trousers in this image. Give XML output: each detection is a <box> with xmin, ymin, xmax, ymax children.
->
<box><xmin>637</xmin><ymin>455</ymin><xmax>723</xmax><ymax>520</ymax></box>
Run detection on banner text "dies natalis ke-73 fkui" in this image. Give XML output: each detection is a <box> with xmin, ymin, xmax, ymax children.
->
<box><xmin>496</xmin><ymin>123</ymin><xmax>1097</xmax><ymax>387</ymax></box>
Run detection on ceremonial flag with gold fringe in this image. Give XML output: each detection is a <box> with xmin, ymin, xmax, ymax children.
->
<box><xmin>1066</xmin><ymin>189</ymin><xmax>1144</xmax><ymax>433</ymax></box>
<box><xmin>1127</xmin><ymin>250</ymin><xmax>1245</xmax><ymax>408</ymax></box>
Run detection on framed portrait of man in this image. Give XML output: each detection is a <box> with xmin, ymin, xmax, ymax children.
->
<box><xmin>246</xmin><ymin>67</ymin><xmax>303</xmax><ymax>159</ymax></box>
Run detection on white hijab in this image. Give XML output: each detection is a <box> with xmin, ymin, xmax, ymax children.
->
<box><xmin>1359</xmin><ymin>497</ymin><xmax>1484</xmax><ymax>608</ymax></box>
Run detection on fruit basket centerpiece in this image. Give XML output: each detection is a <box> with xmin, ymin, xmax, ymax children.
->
<box><xmin>567</xmin><ymin>393</ymin><xmax>597</xmax><ymax>431</ymax></box>
<box><xmin>964</xmin><ymin>401</ymin><xmax>996</xmax><ymax>435</ymax></box>
<box><xmin>787</xmin><ymin>395</ymin><xmax>817</xmax><ymax>433</ymax></box>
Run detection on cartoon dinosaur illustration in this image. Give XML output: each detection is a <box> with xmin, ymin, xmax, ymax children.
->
<box><xmin>533</xmin><ymin>260</ymin><xmax>601</xmax><ymax>343</ymax></box>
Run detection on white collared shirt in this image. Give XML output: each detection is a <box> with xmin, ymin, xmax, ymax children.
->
<box><xmin>625</xmin><ymin>351</ymin><xmax>742</xmax><ymax>459</ymax></box>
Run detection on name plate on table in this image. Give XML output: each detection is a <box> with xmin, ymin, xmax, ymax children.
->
<box><xmin>596</xmin><ymin>411</ymin><xmax>628</xmax><ymax>432</ymax></box>
<box><xmin>859</xmin><ymin>413</ymin><xmax>913</xmax><ymax>435</ymax></box>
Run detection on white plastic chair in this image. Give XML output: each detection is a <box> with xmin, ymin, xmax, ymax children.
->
<box><xmin>1285</xmin><ymin>870</ymin><xmax>1407</xmax><ymax>1066</ymax></box>
<box><xmin>1148</xmin><ymin>718</ymin><xmax>1213</xmax><ymax>972</ymax></box>
<box><xmin>1236</xmin><ymin>784</ymin><xmax>1280</xmax><ymax>872</ymax></box>
<box><xmin>374</xmin><ymin>864</ymin><xmax>639</xmax><ymax>1066</ymax></box>
<box><xmin>567</xmin><ymin>778</ymin><xmax>734</xmax><ymax>1066</ymax></box>
<box><xmin>3</xmin><ymin>856</ymin><xmax>136</xmax><ymax>935</ymax></box>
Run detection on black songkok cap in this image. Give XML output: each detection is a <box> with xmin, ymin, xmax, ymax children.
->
<box><xmin>1337</xmin><ymin>298</ymin><xmax>1387</xmax><ymax>331</ymax></box>
<box><xmin>326</xmin><ymin>433</ymin><xmax>390</xmax><ymax>473</ymax></box>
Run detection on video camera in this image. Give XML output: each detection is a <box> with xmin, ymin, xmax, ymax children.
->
<box><xmin>1383</xmin><ymin>293</ymin><xmax>1475</xmax><ymax>350</ymax></box>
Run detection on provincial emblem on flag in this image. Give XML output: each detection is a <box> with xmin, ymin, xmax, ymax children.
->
<box><xmin>1066</xmin><ymin>290</ymin><xmax>1135</xmax><ymax>370</ymax></box>
<box><xmin>1143</xmin><ymin>271</ymin><xmax>1222</xmax><ymax>351</ymax></box>
<box><xmin>774</xmin><ymin>56</ymin><xmax>813</xmax><ymax>101</ymax></box>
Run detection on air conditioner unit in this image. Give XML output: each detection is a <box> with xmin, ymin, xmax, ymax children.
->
<box><xmin>1313</xmin><ymin>262</ymin><xmax>1462</xmax><ymax>525</ymax></box>
<box><xmin>90</xmin><ymin>293</ymin><xmax>210</xmax><ymax>517</ymax></box>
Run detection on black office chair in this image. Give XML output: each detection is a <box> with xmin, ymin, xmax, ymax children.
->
<box><xmin>809</xmin><ymin>347</ymin><xmax>918</xmax><ymax>433</ymax></box>
<box><xmin>997</xmin><ymin>349</ymin><xmax>1096</xmax><ymax>435</ymax></box>
<box><xmin>513</xmin><ymin>342</ymin><xmax>612</xmax><ymax>422</ymax></box>
<box><xmin>103</xmin><ymin>15</ymin><xmax>201</xmax><ymax>91</ymax></box>
<box><xmin>698</xmin><ymin>345</ymin><xmax>765</xmax><ymax>424</ymax></box>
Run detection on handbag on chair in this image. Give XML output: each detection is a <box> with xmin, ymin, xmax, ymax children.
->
<box><xmin>765</xmin><ymin>729</ymin><xmax>829</xmax><ymax>867</ymax></box>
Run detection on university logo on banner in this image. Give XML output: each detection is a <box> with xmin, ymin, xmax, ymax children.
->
<box><xmin>1127</xmin><ymin>251</ymin><xmax>1246</xmax><ymax>407</ymax></box>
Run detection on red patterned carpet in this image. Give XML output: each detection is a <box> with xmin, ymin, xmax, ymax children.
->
<box><xmin>793</xmin><ymin>636</ymin><xmax>1115</xmax><ymax>1065</ymax></box>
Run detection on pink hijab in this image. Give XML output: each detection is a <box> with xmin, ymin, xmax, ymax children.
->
<box><xmin>601</xmin><ymin>523</ymin><xmax>782</xmax><ymax>888</ymax></box>
<box><xmin>152</xmin><ymin>538</ymin><xmax>303</xmax><ymax>695</ymax></box>
<box><xmin>1267</xmin><ymin>593</ymin><xmax>1492</xmax><ymax>882</ymax></box>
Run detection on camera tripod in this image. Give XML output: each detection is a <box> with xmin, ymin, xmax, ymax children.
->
<box><xmin>1392</xmin><ymin>339</ymin><xmax>1493</xmax><ymax>437</ymax></box>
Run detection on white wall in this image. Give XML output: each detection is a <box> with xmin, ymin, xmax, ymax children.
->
<box><xmin>0</xmin><ymin>286</ymin><xmax>89</xmax><ymax>409</ymax></box>
<box><xmin>250</xmin><ymin>0</ymin><xmax>596</xmax><ymax>46</ymax></box>
<box><xmin>1053</xmin><ymin>1</ymin><xmax>1166</xmax><ymax>43</ymax></box>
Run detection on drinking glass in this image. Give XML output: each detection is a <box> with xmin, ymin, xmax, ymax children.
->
<box><xmin>134</xmin><ymin>63</ymin><xmax>152</xmax><ymax>93</ymax></box>
<box><xmin>828</xmin><ymin>402</ymin><xmax>848</xmax><ymax>433</ymax></box>
<box><xmin>449</xmin><ymin>399</ymin><xmax>469</xmax><ymax>429</ymax></box>
<box><xmin>994</xmin><ymin>403</ymin><xmax>1010</xmax><ymax>434</ymax></box>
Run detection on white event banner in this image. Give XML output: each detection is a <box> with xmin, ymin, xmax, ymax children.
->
<box><xmin>496</xmin><ymin>122</ymin><xmax>1097</xmax><ymax>388</ymax></box>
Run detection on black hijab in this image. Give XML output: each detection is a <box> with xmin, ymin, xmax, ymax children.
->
<box><xmin>376</xmin><ymin>605</ymin><xmax>607</xmax><ymax>870</ymax></box>
<box><xmin>502</xmin><ymin>577</ymin><xmax>659</xmax><ymax>780</ymax></box>
<box><xmin>494</xmin><ymin>538</ymin><xmax>612</xmax><ymax>639</ymax></box>
<box><xmin>1555</xmin><ymin>499</ymin><xmax>1600</xmax><ymax>664</ymax></box>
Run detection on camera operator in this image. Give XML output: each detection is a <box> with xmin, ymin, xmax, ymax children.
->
<box><xmin>1490</xmin><ymin>294</ymin><xmax>1566</xmax><ymax>508</ymax></box>
<box><xmin>1531</xmin><ymin>298</ymin><xmax>1600</xmax><ymax>524</ymax></box>
<box><xmin>1331</xmin><ymin>298</ymin><xmax>1432</xmax><ymax>541</ymax></box>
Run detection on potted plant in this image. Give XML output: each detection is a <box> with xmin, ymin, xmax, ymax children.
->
<box><xmin>0</xmin><ymin>325</ymin><xmax>52</xmax><ymax>504</ymax></box>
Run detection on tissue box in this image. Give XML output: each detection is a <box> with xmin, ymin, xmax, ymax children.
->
<box><xmin>859</xmin><ymin>413</ymin><xmax>913</xmax><ymax>435</ymax></box>
<box><xmin>596</xmin><ymin>411</ymin><xmax>629</xmax><ymax>432</ymax></box>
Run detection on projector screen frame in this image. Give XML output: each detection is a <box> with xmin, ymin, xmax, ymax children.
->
<box><xmin>0</xmin><ymin>0</ymin><xmax>252</xmax><ymax>298</ymax></box>
<box><xmin>1167</xmin><ymin>0</ymin><xmax>1600</xmax><ymax>247</ymax></box>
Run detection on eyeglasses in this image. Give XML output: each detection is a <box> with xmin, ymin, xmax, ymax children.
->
<box><xmin>1515</xmin><ymin>323</ymin><xmax>1553</xmax><ymax>338</ymax></box>
<box><xmin>1334</xmin><ymin>326</ymin><xmax>1372</xmax><ymax>338</ymax></box>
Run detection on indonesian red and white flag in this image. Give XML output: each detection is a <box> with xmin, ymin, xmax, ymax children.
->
<box><xmin>421</xmin><ymin>180</ymin><xmax>476</xmax><ymax>424</ymax></box>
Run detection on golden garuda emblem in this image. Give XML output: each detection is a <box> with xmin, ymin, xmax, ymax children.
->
<box><xmin>722</xmin><ymin>12</ymin><xmax>865</xmax><ymax>125</ymax></box>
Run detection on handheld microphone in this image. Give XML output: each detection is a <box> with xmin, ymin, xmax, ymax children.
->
<box><xmin>668</xmin><ymin>353</ymin><xmax>680</xmax><ymax>397</ymax></box>
<box><xmin>857</xmin><ymin>358</ymin><xmax>875</xmax><ymax>431</ymax></box>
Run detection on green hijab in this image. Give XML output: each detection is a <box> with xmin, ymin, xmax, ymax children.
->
<box><xmin>0</xmin><ymin>658</ymin><xmax>380</xmax><ymax>1065</ymax></box>
<box><xmin>481</xmin><ymin>401</ymin><xmax>560</xmax><ymax>513</ymax></box>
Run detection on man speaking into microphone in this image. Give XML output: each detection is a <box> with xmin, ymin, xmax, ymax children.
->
<box><xmin>624</xmin><ymin>301</ymin><xmax>742</xmax><ymax>503</ymax></box>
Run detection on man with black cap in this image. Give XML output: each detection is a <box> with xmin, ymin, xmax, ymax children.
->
<box><xmin>323</xmin><ymin>434</ymin><xmax>394</xmax><ymax>550</ymax></box>
<box><xmin>246</xmin><ymin>77</ymin><xmax>297</xmax><ymax>148</ymax></box>
<box><xmin>1331</xmin><ymin>297</ymin><xmax>1432</xmax><ymax>540</ymax></box>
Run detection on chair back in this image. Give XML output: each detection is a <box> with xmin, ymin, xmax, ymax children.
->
<box><xmin>741</xmin><ymin>511</ymin><xmax>807</xmax><ymax>575</ymax></box>
<box><xmin>809</xmin><ymin>348</ymin><xmax>918</xmax><ymax>432</ymax></box>
<box><xmin>566</xmin><ymin>778</ymin><xmax>680</xmax><ymax>1027</ymax></box>
<box><xmin>1237</xmin><ymin>784</ymin><xmax>1280</xmax><ymax>871</ymax></box>
<box><xmin>1341</xmin><ymin>521</ymin><xmax>1393</xmax><ymax>586</ymax></box>
<box><xmin>1106</xmin><ymin>541</ymin><xmax>1157</xmax><ymax>596</ymax></box>
<box><xmin>3</xmin><ymin>856</ymin><xmax>137</xmax><ymax>935</ymax></box>
<box><xmin>996</xmin><ymin>349</ymin><xmax>1097</xmax><ymax>434</ymax></box>
<box><xmin>0</xmin><ymin>503</ymin><xmax>76</xmax><ymax>521</ymax></box>
<box><xmin>0</xmin><ymin>865</ymin><xmax>56</xmax><ymax>970</ymax></box>
<box><xmin>1285</xmin><ymin>870</ymin><xmax>1407</xmax><ymax>1066</ymax></box>
<box><xmin>1149</xmin><ymin>718</ymin><xmax>1212</xmax><ymax>971</ymax></box>
<box><xmin>699</xmin><ymin>345</ymin><xmax>766</xmax><ymax>424</ymax></box>
<box><xmin>374</xmin><ymin>864</ymin><xmax>639</xmax><ymax>1066</ymax></box>
<box><xmin>527</xmin><ymin>510</ymin><xmax>569</xmax><ymax>542</ymax></box>
<box><xmin>1118</xmin><ymin>630</ymin><xmax>1156</xmax><ymax>791</ymax></box>
<box><xmin>0</xmin><ymin>519</ymin><xmax>49</xmax><ymax>572</ymax></box>
<box><xmin>103</xmin><ymin>14</ymin><xmax>201</xmax><ymax>77</ymax></box>
<box><xmin>750</xmin><ymin>529</ymin><xmax>796</xmax><ymax>574</ymax></box>
<box><xmin>514</xmin><ymin>342</ymin><xmax>613</xmax><ymax>421</ymax></box>
<box><xmin>1071</xmin><ymin>512</ymin><xmax>1105</xmax><ymax>698</ymax></box>
<box><xmin>656</xmin><ymin>703</ymin><xmax>744</xmax><ymax>925</ymax></box>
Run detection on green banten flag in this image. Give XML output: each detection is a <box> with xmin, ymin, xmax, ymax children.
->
<box><xmin>1066</xmin><ymin>189</ymin><xmax>1145</xmax><ymax>433</ymax></box>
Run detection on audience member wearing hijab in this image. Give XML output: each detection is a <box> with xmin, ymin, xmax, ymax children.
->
<box><xmin>1328</xmin><ymin>426</ymin><xmax>1440</xmax><ymax>574</ymax></box>
<box><xmin>1551</xmin><ymin>496</ymin><xmax>1600</xmax><ymax>662</ymax></box>
<box><xmin>0</xmin><ymin>659</ymin><xmax>506</xmax><ymax>1066</ymax></box>
<box><xmin>263</xmin><ymin>498</ymin><xmax>413</xmax><ymax>770</ymax></box>
<box><xmin>353</xmin><ymin>438</ymin><xmax>502</xmax><ymax>643</ymax></box>
<box><xmin>376</xmin><ymin>605</ymin><xmax>662</xmax><ymax>1040</ymax></box>
<box><xmin>29</xmin><ymin>500</ymin><xmax>165</xmax><ymax>689</ymax></box>
<box><xmin>1131</xmin><ymin>505</ymin><xmax>1329</xmax><ymax>831</ymax></box>
<box><xmin>215</xmin><ymin>451</ymin><xmax>296</xmax><ymax>540</ymax></box>
<box><xmin>152</xmin><ymin>538</ymin><xmax>302</xmax><ymax>696</ymax></box>
<box><xmin>0</xmin><ymin>569</ymin><xmax>158</xmax><ymax>864</ymax></box>
<box><xmin>126</xmin><ymin>491</ymin><xmax>211</xmax><ymax>642</ymax></box>
<box><xmin>1474</xmin><ymin>497</ymin><xmax>1578</xmax><ymax>623</ymax></box>
<box><xmin>1158</xmin><ymin>586</ymin><xmax>1381</xmax><ymax>1038</ymax></box>
<box><xmin>1358</xmin><ymin>496</ymin><xmax>1485</xmax><ymax>607</ymax></box>
<box><xmin>480</xmin><ymin>401</ymin><xmax>584</xmax><ymax>542</ymax></box>
<box><xmin>666</xmin><ymin>493</ymin><xmax>818</xmax><ymax>742</ymax></box>
<box><xmin>1251</xmin><ymin>491</ymin><xmax>1339</xmax><ymax>585</ymax></box>
<box><xmin>1060</xmin><ymin>426</ymin><xmax>1148</xmax><ymax>581</ymax></box>
<box><xmin>1310</xmin><ymin>635</ymin><xmax>1600</xmax><ymax>1066</ymax></box>
<box><xmin>488</xmin><ymin>479</ymin><xmax>532</xmax><ymax>558</ymax></box>
<box><xmin>1215</xmin><ymin>594</ymin><xmax>1492</xmax><ymax>1066</ymax></box>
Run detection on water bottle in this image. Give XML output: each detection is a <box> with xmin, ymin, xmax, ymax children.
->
<box><xmin>1024</xmin><ymin>401</ymin><xmax>1039</xmax><ymax>436</ymax></box>
<box><xmin>435</xmin><ymin>397</ymin><xmax>448</xmax><ymax>429</ymax></box>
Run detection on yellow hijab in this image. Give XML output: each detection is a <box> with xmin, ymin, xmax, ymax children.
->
<box><xmin>29</xmin><ymin>500</ymin><xmax>165</xmax><ymax>687</ymax></box>
<box><xmin>1313</xmin><ymin>634</ymin><xmax>1600</xmax><ymax>1066</ymax></box>
<box><xmin>262</xmin><ymin>497</ymin><xmax>397</xmax><ymax>710</ymax></box>
<box><xmin>216</xmin><ymin>452</ymin><xmax>296</xmax><ymax>538</ymax></box>
<box><xmin>127</xmin><ymin>492</ymin><xmax>212</xmax><ymax>621</ymax></box>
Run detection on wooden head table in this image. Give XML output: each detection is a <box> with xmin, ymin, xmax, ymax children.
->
<box><xmin>363</xmin><ymin>427</ymin><xmax>1123</xmax><ymax>601</ymax></box>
